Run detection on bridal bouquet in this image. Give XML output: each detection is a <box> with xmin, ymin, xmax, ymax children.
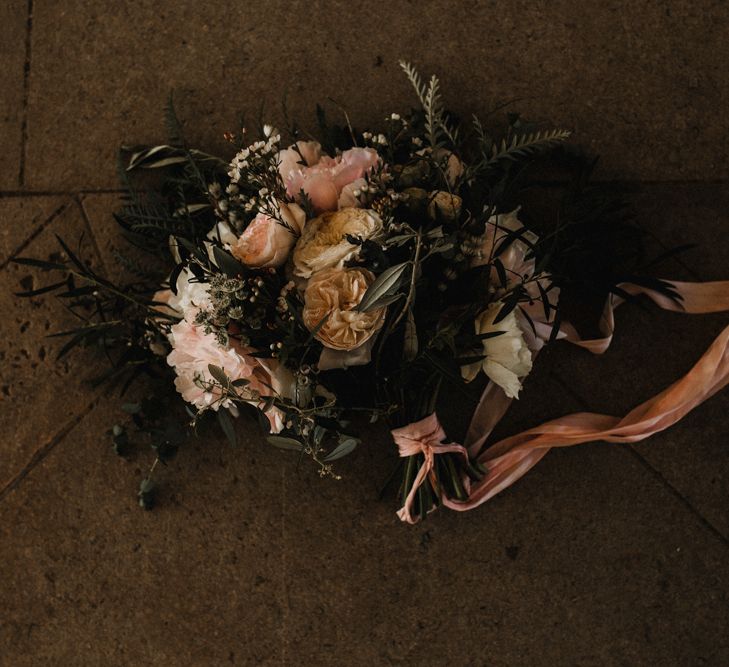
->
<box><xmin>17</xmin><ymin>63</ymin><xmax>729</xmax><ymax>522</ymax></box>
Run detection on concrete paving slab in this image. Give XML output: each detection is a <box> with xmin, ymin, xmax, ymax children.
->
<box><xmin>0</xmin><ymin>400</ymin><xmax>286</xmax><ymax>666</ymax></box>
<box><xmin>0</xmin><ymin>198</ymin><xmax>108</xmax><ymax>488</ymax></box>
<box><xmin>78</xmin><ymin>192</ymin><xmax>156</xmax><ymax>283</ymax></box>
<box><xmin>278</xmin><ymin>354</ymin><xmax>729</xmax><ymax>666</ymax></box>
<box><xmin>550</xmin><ymin>184</ymin><xmax>729</xmax><ymax>537</ymax></box>
<box><xmin>0</xmin><ymin>1</ymin><xmax>28</xmax><ymax>189</ymax></box>
<box><xmin>24</xmin><ymin>1</ymin><xmax>729</xmax><ymax>190</ymax></box>
<box><xmin>0</xmin><ymin>195</ymin><xmax>66</xmax><ymax>266</ymax></box>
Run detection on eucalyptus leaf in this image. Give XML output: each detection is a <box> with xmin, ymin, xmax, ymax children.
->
<box><xmin>267</xmin><ymin>436</ymin><xmax>304</xmax><ymax>451</ymax></box>
<box><xmin>404</xmin><ymin>308</ymin><xmax>418</xmax><ymax>361</ymax></box>
<box><xmin>217</xmin><ymin>408</ymin><xmax>237</xmax><ymax>446</ymax></box>
<box><xmin>207</xmin><ymin>364</ymin><xmax>230</xmax><ymax>387</ymax></box>
<box><xmin>356</xmin><ymin>262</ymin><xmax>409</xmax><ymax>313</ymax></box>
<box><xmin>324</xmin><ymin>437</ymin><xmax>359</xmax><ymax>462</ymax></box>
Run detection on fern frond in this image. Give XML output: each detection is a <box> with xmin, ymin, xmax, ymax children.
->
<box><xmin>399</xmin><ymin>61</ymin><xmax>458</xmax><ymax>149</ymax></box>
<box><xmin>485</xmin><ymin>129</ymin><xmax>571</xmax><ymax>167</ymax></box>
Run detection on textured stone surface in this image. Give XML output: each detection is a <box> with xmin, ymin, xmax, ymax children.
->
<box><xmin>279</xmin><ymin>359</ymin><xmax>729</xmax><ymax>666</ymax></box>
<box><xmin>551</xmin><ymin>184</ymin><xmax>729</xmax><ymax>538</ymax></box>
<box><xmin>1</xmin><ymin>1</ymin><xmax>729</xmax><ymax>665</ymax></box>
<box><xmin>24</xmin><ymin>0</ymin><xmax>729</xmax><ymax>190</ymax></box>
<box><xmin>0</xmin><ymin>1</ymin><xmax>27</xmax><ymax>189</ymax></box>
<box><xmin>79</xmin><ymin>192</ymin><xmax>147</xmax><ymax>281</ymax></box>
<box><xmin>0</xmin><ymin>403</ymin><xmax>286</xmax><ymax>665</ymax></box>
<box><xmin>0</xmin><ymin>195</ymin><xmax>66</xmax><ymax>266</ymax></box>
<box><xmin>0</xmin><ymin>198</ymin><xmax>104</xmax><ymax>488</ymax></box>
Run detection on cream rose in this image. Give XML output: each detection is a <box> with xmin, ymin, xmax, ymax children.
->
<box><xmin>461</xmin><ymin>301</ymin><xmax>533</xmax><ymax>399</ymax></box>
<box><xmin>292</xmin><ymin>207</ymin><xmax>383</xmax><ymax>278</ymax></box>
<box><xmin>302</xmin><ymin>267</ymin><xmax>386</xmax><ymax>354</ymax></box>
<box><xmin>230</xmin><ymin>202</ymin><xmax>305</xmax><ymax>269</ymax></box>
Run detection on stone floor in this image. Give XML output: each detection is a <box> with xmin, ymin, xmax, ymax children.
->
<box><xmin>1</xmin><ymin>2</ymin><xmax>728</xmax><ymax>665</ymax></box>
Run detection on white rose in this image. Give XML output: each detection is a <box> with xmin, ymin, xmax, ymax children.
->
<box><xmin>461</xmin><ymin>301</ymin><xmax>533</xmax><ymax>399</ymax></box>
<box><xmin>292</xmin><ymin>208</ymin><xmax>383</xmax><ymax>278</ymax></box>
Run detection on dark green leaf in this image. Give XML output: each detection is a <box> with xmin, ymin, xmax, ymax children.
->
<box><xmin>212</xmin><ymin>245</ymin><xmax>246</xmax><ymax>277</ymax></box>
<box><xmin>266</xmin><ymin>436</ymin><xmax>303</xmax><ymax>451</ymax></box>
<box><xmin>217</xmin><ymin>408</ymin><xmax>237</xmax><ymax>446</ymax></box>
<box><xmin>207</xmin><ymin>364</ymin><xmax>230</xmax><ymax>387</ymax></box>
<box><xmin>324</xmin><ymin>436</ymin><xmax>359</xmax><ymax>462</ymax></box>
<box><xmin>11</xmin><ymin>256</ymin><xmax>67</xmax><ymax>270</ymax></box>
<box><xmin>15</xmin><ymin>280</ymin><xmax>68</xmax><ymax>298</ymax></box>
<box><xmin>356</xmin><ymin>262</ymin><xmax>409</xmax><ymax>312</ymax></box>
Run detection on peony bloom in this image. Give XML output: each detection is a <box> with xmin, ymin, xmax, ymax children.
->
<box><xmin>277</xmin><ymin>141</ymin><xmax>380</xmax><ymax>213</ymax></box>
<box><xmin>230</xmin><ymin>201</ymin><xmax>306</xmax><ymax>268</ymax></box>
<box><xmin>292</xmin><ymin>207</ymin><xmax>383</xmax><ymax>279</ymax></box>
<box><xmin>302</xmin><ymin>267</ymin><xmax>386</xmax><ymax>356</ymax></box>
<box><xmin>461</xmin><ymin>301</ymin><xmax>533</xmax><ymax>399</ymax></box>
<box><xmin>166</xmin><ymin>319</ymin><xmax>292</xmax><ymax>433</ymax></box>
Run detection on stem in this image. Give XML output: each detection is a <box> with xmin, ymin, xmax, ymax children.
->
<box><xmin>401</xmin><ymin>454</ymin><xmax>417</xmax><ymax>508</ymax></box>
<box><xmin>390</xmin><ymin>229</ymin><xmax>423</xmax><ymax>332</ymax></box>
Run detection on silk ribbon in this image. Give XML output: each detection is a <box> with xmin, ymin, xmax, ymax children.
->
<box><xmin>391</xmin><ymin>413</ymin><xmax>469</xmax><ymax>524</ymax></box>
<box><xmin>395</xmin><ymin>279</ymin><xmax>729</xmax><ymax>521</ymax></box>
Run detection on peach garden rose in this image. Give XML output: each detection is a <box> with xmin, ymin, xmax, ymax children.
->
<box><xmin>229</xmin><ymin>201</ymin><xmax>306</xmax><ymax>269</ymax></box>
<box><xmin>302</xmin><ymin>267</ymin><xmax>386</xmax><ymax>354</ymax></box>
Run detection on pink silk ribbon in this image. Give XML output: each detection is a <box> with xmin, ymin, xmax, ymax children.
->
<box><xmin>396</xmin><ymin>279</ymin><xmax>729</xmax><ymax>521</ymax></box>
<box><xmin>391</xmin><ymin>413</ymin><xmax>469</xmax><ymax>524</ymax></box>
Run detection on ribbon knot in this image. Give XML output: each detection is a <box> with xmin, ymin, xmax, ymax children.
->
<box><xmin>391</xmin><ymin>413</ymin><xmax>469</xmax><ymax>524</ymax></box>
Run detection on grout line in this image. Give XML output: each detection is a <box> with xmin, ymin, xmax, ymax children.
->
<box><xmin>17</xmin><ymin>0</ymin><xmax>34</xmax><ymax>187</ymax></box>
<box><xmin>0</xmin><ymin>395</ymin><xmax>101</xmax><ymax>503</ymax></box>
<box><xmin>281</xmin><ymin>464</ymin><xmax>288</xmax><ymax>667</ymax></box>
<box><xmin>622</xmin><ymin>445</ymin><xmax>729</xmax><ymax>548</ymax></box>
<box><xmin>0</xmin><ymin>182</ymin><xmax>727</xmax><ymax>200</ymax></box>
<box><xmin>75</xmin><ymin>194</ymin><xmax>110</xmax><ymax>275</ymax></box>
<box><xmin>550</xmin><ymin>371</ymin><xmax>729</xmax><ymax>546</ymax></box>
<box><xmin>0</xmin><ymin>200</ymin><xmax>70</xmax><ymax>271</ymax></box>
<box><xmin>1</xmin><ymin>189</ymin><xmax>126</xmax><ymax>198</ymax></box>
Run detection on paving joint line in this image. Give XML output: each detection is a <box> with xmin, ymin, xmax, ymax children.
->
<box><xmin>0</xmin><ymin>200</ymin><xmax>70</xmax><ymax>272</ymax></box>
<box><xmin>0</xmin><ymin>394</ymin><xmax>102</xmax><ymax>504</ymax></box>
<box><xmin>17</xmin><ymin>0</ymin><xmax>34</xmax><ymax>188</ymax></box>
<box><xmin>281</xmin><ymin>464</ymin><xmax>289</xmax><ymax>667</ymax></box>
<box><xmin>1</xmin><ymin>183</ymin><xmax>728</xmax><ymax>200</ymax></box>
<box><xmin>1</xmin><ymin>189</ymin><xmax>126</xmax><ymax>198</ymax></box>
<box><xmin>550</xmin><ymin>370</ymin><xmax>729</xmax><ymax>546</ymax></box>
<box><xmin>76</xmin><ymin>194</ymin><xmax>110</xmax><ymax>275</ymax></box>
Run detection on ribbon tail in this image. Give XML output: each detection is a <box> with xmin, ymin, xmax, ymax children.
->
<box><xmin>450</xmin><ymin>322</ymin><xmax>729</xmax><ymax>511</ymax></box>
<box><xmin>451</xmin><ymin>279</ymin><xmax>729</xmax><ymax>513</ymax></box>
<box><xmin>396</xmin><ymin>456</ymin><xmax>431</xmax><ymax>525</ymax></box>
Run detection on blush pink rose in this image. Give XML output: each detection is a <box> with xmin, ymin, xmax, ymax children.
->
<box><xmin>277</xmin><ymin>140</ymin><xmax>323</xmax><ymax>180</ymax></box>
<box><xmin>230</xmin><ymin>202</ymin><xmax>306</xmax><ymax>268</ymax></box>
<box><xmin>278</xmin><ymin>142</ymin><xmax>380</xmax><ymax>214</ymax></box>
